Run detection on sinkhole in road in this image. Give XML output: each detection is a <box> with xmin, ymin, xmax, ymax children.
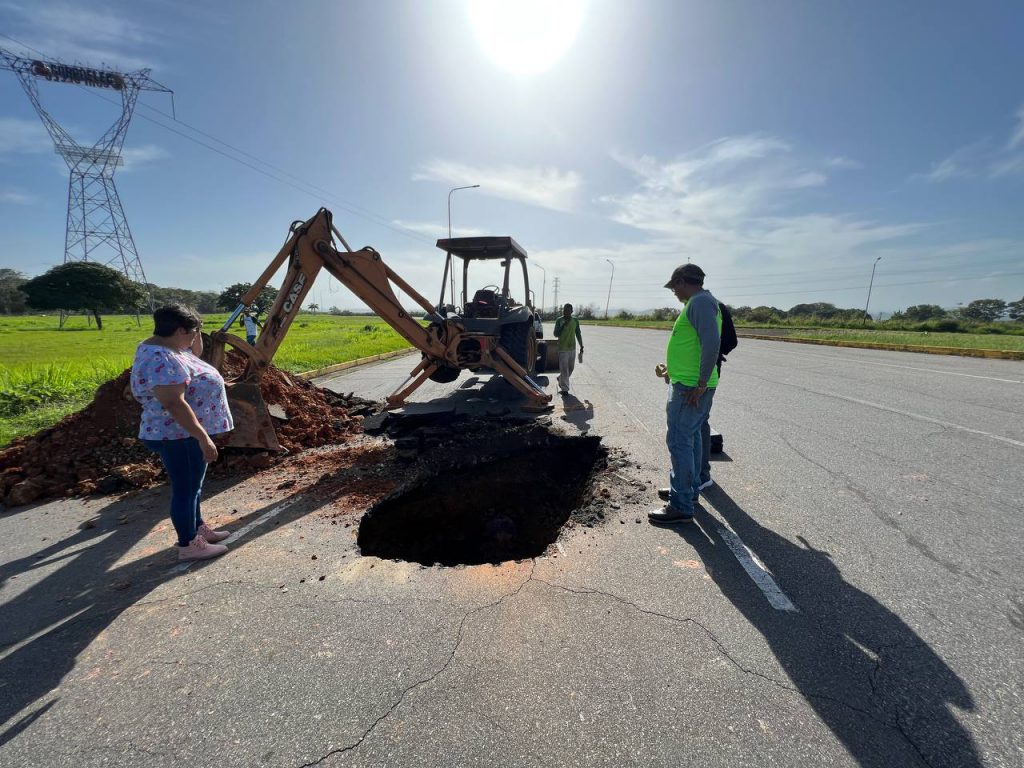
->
<box><xmin>358</xmin><ymin>433</ymin><xmax>604</xmax><ymax>566</ymax></box>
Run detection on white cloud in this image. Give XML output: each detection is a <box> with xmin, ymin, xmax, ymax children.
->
<box><xmin>923</xmin><ymin>105</ymin><xmax>1024</xmax><ymax>182</ymax></box>
<box><xmin>1007</xmin><ymin>105</ymin><xmax>1024</xmax><ymax>150</ymax></box>
<box><xmin>602</xmin><ymin>137</ymin><xmax>920</xmax><ymax>278</ymax></box>
<box><xmin>0</xmin><ymin>189</ymin><xmax>35</xmax><ymax>204</ymax></box>
<box><xmin>703</xmin><ymin>135</ymin><xmax>790</xmax><ymax>164</ymax></box>
<box><xmin>414</xmin><ymin>160</ymin><xmax>582</xmax><ymax>212</ymax></box>
<box><xmin>827</xmin><ymin>156</ymin><xmax>863</xmax><ymax>170</ymax></box>
<box><xmin>391</xmin><ymin>219</ymin><xmax>485</xmax><ymax>238</ymax></box>
<box><xmin>1</xmin><ymin>2</ymin><xmax>156</xmax><ymax>70</ymax></box>
<box><xmin>0</xmin><ymin>117</ymin><xmax>51</xmax><ymax>155</ymax></box>
<box><xmin>924</xmin><ymin>143</ymin><xmax>983</xmax><ymax>182</ymax></box>
<box><xmin>119</xmin><ymin>144</ymin><xmax>168</xmax><ymax>171</ymax></box>
<box><xmin>789</xmin><ymin>171</ymin><xmax>827</xmax><ymax>188</ymax></box>
<box><xmin>990</xmin><ymin>153</ymin><xmax>1024</xmax><ymax>178</ymax></box>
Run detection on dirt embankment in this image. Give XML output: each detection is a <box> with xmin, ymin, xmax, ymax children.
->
<box><xmin>0</xmin><ymin>362</ymin><xmax>372</xmax><ymax>508</ymax></box>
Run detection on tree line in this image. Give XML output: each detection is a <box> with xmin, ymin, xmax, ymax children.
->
<box><xmin>2</xmin><ymin>263</ymin><xmax>1022</xmax><ymax>329</ymax></box>
<box><xmin>726</xmin><ymin>300</ymin><xmax>1023</xmax><ymax>324</ymax></box>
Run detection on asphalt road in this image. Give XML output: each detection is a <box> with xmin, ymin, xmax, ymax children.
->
<box><xmin>1</xmin><ymin>327</ymin><xmax>1021</xmax><ymax>767</ymax></box>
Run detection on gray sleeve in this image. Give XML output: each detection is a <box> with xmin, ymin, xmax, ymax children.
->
<box><xmin>686</xmin><ymin>294</ymin><xmax>721</xmax><ymax>384</ymax></box>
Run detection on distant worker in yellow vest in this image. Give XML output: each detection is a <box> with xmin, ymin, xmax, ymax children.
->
<box><xmin>649</xmin><ymin>264</ymin><xmax>721</xmax><ymax>525</ymax></box>
<box><xmin>552</xmin><ymin>303</ymin><xmax>584</xmax><ymax>396</ymax></box>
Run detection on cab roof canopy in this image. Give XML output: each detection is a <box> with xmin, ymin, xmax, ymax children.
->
<box><xmin>436</xmin><ymin>236</ymin><xmax>527</xmax><ymax>261</ymax></box>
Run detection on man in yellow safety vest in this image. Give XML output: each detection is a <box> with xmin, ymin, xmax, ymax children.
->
<box><xmin>649</xmin><ymin>263</ymin><xmax>721</xmax><ymax>525</ymax></box>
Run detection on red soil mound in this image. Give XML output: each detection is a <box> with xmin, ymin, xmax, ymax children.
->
<box><xmin>0</xmin><ymin>362</ymin><xmax>370</xmax><ymax>508</ymax></box>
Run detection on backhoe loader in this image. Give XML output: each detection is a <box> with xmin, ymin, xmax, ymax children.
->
<box><xmin>206</xmin><ymin>208</ymin><xmax>552</xmax><ymax>451</ymax></box>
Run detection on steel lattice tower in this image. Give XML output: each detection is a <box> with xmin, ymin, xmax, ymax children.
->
<box><xmin>0</xmin><ymin>48</ymin><xmax>172</xmax><ymax>291</ymax></box>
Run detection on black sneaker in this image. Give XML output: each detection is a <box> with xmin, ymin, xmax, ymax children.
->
<box><xmin>647</xmin><ymin>505</ymin><xmax>694</xmax><ymax>525</ymax></box>
<box><xmin>658</xmin><ymin>488</ymin><xmax>699</xmax><ymax>503</ymax></box>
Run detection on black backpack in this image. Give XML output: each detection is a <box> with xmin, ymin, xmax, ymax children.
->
<box><xmin>719</xmin><ymin>303</ymin><xmax>737</xmax><ymax>364</ymax></box>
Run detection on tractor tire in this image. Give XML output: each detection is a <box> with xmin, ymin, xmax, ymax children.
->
<box><xmin>499</xmin><ymin>321</ymin><xmax>537</xmax><ymax>376</ymax></box>
<box><xmin>426</xmin><ymin>358</ymin><xmax>461</xmax><ymax>383</ymax></box>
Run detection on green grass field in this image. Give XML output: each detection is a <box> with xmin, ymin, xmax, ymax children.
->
<box><xmin>0</xmin><ymin>313</ymin><xmax>413</xmax><ymax>447</ymax></box>
<box><xmin>762</xmin><ymin>327</ymin><xmax>1024</xmax><ymax>351</ymax></box>
<box><xmin>582</xmin><ymin>319</ymin><xmax>1024</xmax><ymax>351</ymax></box>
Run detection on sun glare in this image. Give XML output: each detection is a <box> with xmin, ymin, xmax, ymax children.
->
<box><xmin>468</xmin><ymin>0</ymin><xmax>584</xmax><ymax>76</ymax></box>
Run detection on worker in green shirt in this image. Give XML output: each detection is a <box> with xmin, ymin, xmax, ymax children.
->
<box><xmin>552</xmin><ymin>303</ymin><xmax>584</xmax><ymax>396</ymax></box>
<box><xmin>649</xmin><ymin>263</ymin><xmax>721</xmax><ymax>525</ymax></box>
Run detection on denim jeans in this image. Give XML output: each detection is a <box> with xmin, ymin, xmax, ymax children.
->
<box><xmin>142</xmin><ymin>437</ymin><xmax>208</xmax><ymax>546</ymax></box>
<box><xmin>666</xmin><ymin>383</ymin><xmax>716</xmax><ymax>515</ymax></box>
<box><xmin>700</xmin><ymin>406</ymin><xmax>713</xmax><ymax>486</ymax></box>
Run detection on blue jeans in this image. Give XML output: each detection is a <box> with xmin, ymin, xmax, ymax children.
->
<box><xmin>666</xmin><ymin>383</ymin><xmax>716</xmax><ymax>515</ymax></box>
<box><xmin>142</xmin><ymin>437</ymin><xmax>208</xmax><ymax>546</ymax></box>
<box><xmin>700</xmin><ymin>406</ymin><xmax>713</xmax><ymax>486</ymax></box>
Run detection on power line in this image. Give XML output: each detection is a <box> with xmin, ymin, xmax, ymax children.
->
<box><xmin>0</xmin><ymin>32</ymin><xmax>433</xmax><ymax>246</ymax></box>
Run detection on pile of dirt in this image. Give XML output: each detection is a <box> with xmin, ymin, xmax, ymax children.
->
<box><xmin>0</xmin><ymin>362</ymin><xmax>375</xmax><ymax>508</ymax></box>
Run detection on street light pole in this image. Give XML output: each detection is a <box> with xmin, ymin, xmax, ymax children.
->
<box><xmin>534</xmin><ymin>262</ymin><xmax>546</xmax><ymax>315</ymax></box>
<box><xmin>604</xmin><ymin>258</ymin><xmax>615</xmax><ymax>320</ymax></box>
<box><xmin>447</xmin><ymin>185</ymin><xmax>480</xmax><ymax>306</ymax></box>
<box><xmin>863</xmin><ymin>256</ymin><xmax>882</xmax><ymax>326</ymax></box>
<box><xmin>448</xmin><ymin>184</ymin><xmax>480</xmax><ymax>240</ymax></box>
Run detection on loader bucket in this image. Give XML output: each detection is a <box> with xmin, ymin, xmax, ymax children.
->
<box><xmin>202</xmin><ymin>330</ymin><xmax>282</xmax><ymax>452</ymax></box>
<box><xmin>219</xmin><ymin>380</ymin><xmax>282</xmax><ymax>452</ymax></box>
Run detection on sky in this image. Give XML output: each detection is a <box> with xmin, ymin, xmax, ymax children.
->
<box><xmin>1</xmin><ymin>0</ymin><xmax>1022</xmax><ymax>315</ymax></box>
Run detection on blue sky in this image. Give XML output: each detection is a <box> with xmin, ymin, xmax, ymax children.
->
<box><xmin>1</xmin><ymin>0</ymin><xmax>1022</xmax><ymax>314</ymax></box>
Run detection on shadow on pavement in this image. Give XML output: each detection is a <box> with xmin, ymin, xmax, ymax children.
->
<box><xmin>558</xmin><ymin>394</ymin><xmax>594</xmax><ymax>433</ymax></box>
<box><xmin>0</xmin><ymin>475</ymin><xmax>345</xmax><ymax>740</ymax></box>
<box><xmin>674</xmin><ymin>485</ymin><xmax>980</xmax><ymax>768</ymax></box>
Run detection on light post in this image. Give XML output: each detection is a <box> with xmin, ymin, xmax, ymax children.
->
<box><xmin>604</xmin><ymin>258</ymin><xmax>615</xmax><ymax>319</ymax></box>
<box><xmin>863</xmin><ymin>256</ymin><xmax>881</xmax><ymax>325</ymax></box>
<box><xmin>534</xmin><ymin>262</ymin><xmax>546</xmax><ymax>316</ymax></box>
<box><xmin>447</xmin><ymin>184</ymin><xmax>480</xmax><ymax>305</ymax></box>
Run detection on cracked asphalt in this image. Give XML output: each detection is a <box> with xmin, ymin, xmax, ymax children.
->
<box><xmin>2</xmin><ymin>327</ymin><xmax>1022</xmax><ymax>767</ymax></box>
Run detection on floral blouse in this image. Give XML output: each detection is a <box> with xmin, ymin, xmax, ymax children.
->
<box><xmin>131</xmin><ymin>343</ymin><xmax>234</xmax><ymax>440</ymax></box>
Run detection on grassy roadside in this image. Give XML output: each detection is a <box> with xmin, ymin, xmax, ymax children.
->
<box><xmin>580</xmin><ymin>319</ymin><xmax>1024</xmax><ymax>352</ymax></box>
<box><xmin>0</xmin><ymin>314</ymin><xmax>413</xmax><ymax>447</ymax></box>
<box><xmin>757</xmin><ymin>327</ymin><xmax>1024</xmax><ymax>352</ymax></box>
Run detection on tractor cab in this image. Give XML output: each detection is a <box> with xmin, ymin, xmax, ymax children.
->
<box><xmin>424</xmin><ymin>236</ymin><xmax>548</xmax><ymax>380</ymax></box>
<box><xmin>434</xmin><ymin>236</ymin><xmax>534</xmax><ymax>326</ymax></box>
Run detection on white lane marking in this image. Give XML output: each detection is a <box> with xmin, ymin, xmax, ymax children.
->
<box><xmin>778</xmin><ymin>348</ymin><xmax>1023</xmax><ymax>384</ymax></box>
<box><xmin>167</xmin><ymin>496</ymin><xmax>304</xmax><ymax>575</ymax></box>
<box><xmin>616</xmin><ymin>401</ymin><xmax>653</xmax><ymax>436</ymax></box>
<box><xmin>716</xmin><ymin>525</ymin><xmax>798</xmax><ymax>612</ymax></box>
<box><xmin>822</xmin><ymin>392</ymin><xmax>1024</xmax><ymax>449</ymax></box>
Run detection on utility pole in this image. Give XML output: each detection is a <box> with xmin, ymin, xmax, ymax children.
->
<box><xmin>604</xmin><ymin>258</ymin><xmax>615</xmax><ymax>319</ymax></box>
<box><xmin>552</xmin><ymin>277</ymin><xmax>560</xmax><ymax>312</ymax></box>
<box><xmin>1</xmin><ymin>47</ymin><xmax>173</xmax><ymax>309</ymax></box>
<box><xmin>863</xmin><ymin>256</ymin><xmax>882</xmax><ymax>326</ymax></box>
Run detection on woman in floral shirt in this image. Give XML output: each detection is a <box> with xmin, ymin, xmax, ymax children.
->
<box><xmin>131</xmin><ymin>305</ymin><xmax>235</xmax><ymax>561</ymax></box>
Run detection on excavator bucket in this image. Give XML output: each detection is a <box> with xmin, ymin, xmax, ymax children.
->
<box><xmin>220</xmin><ymin>380</ymin><xmax>282</xmax><ymax>452</ymax></box>
<box><xmin>203</xmin><ymin>331</ymin><xmax>282</xmax><ymax>453</ymax></box>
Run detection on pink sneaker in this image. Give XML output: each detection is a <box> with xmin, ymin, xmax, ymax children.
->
<box><xmin>197</xmin><ymin>523</ymin><xmax>230</xmax><ymax>543</ymax></box>
<box><xmin>178</xmin><ymin>534</ymin><xmax>228</xmax><ymax>561</ymax></box>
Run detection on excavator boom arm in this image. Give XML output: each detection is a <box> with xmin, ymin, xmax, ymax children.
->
<box><xmin>220</xmin><ymin>208</ymin><xmax>446</xmax><ymax>370</ymax></box>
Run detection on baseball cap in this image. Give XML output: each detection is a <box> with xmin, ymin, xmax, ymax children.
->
<box><xmin>664</xmin><ymin>263</ymin><xmax>706</xmax><ymax>288</ymax></box>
